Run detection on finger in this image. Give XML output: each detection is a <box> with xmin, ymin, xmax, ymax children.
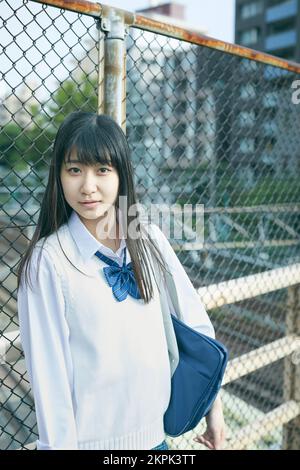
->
<box><xmin>195</xmin><ymin>432</ymin><xmax>221</xmax><ymax>450</ymax></box>
<box><xmin>194</xmin><ymin>436</ymin><xmax>214</xmax><ymax>450</ymax></box>
<box><xmin>203</xmin><ymin>440</ymin><xmax>215</xmax><ymax>450</ymax></box>
<box><xmin>194</xmin><ymin>431</ymin><xmax>213</xmax><ymax>440</ymax></box>
<box><xmin>194</xmin><ymin>435</ymin><xmax>209</xmax><ymax>445</ymax></box>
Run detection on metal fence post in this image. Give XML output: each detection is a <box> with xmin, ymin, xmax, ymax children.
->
<box><xmin>97</xmin><ymin>6</ymin><xmax>130</xmax><ymax>131</ymax></box>
<box><xmin>283</xmin><ymin>285</ymin><xmax>300</xmax><ymax>449</ymax></box>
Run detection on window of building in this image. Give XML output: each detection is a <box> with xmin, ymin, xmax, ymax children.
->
<box><xmin>263</xmin><ymin>120</ymin><xmax>278</xmax><ymax>135</ymax></box>
<box><xmin>240</xmin><ymin>83</ymin><xmax>256</xmax><ymax>100</ymax></box>
<box><xmin>270</xmin><ymin>46</ymin><xmax>296</xmax><ymax>60</ymax></box>
<box><xmin>240</xmin><ymin>138</ymin><xmax>255</xmax><ymax>153</ymax></box>
<box><xmin>263</xmin><ymin>91</ymin><xmax>278</xmax><ymax>107</ymax></box>
<box><xmin>264</xmin><ymin>138</ymin><xmax>276</xmax><ymax>152</ymax></box>
<box><xmin>240</xmin><ymin>28</ymin><xmax>260</xmax><ymax>46</ymax></box>
<box><xmin>279</xmin><ymin>49</ymin><xmax>296</xmax><ymax>60</ymax></box>
<box><xmin>240</xmin><ymin>1</ymin><xmax>263</xmax><ymax>19</ymax></box>
<box><xmin>267</xmin><ymin>0</ymin><xmax>288</xmax><ymax>6</ymax></box>
<box><xmin>267</xmin><ymin>18</ymin><xmax>296</xmax><ymax>35</ymax></box>
<box><xmin>239</xmin><ymin>110</ymin><xmax>256</xmax><ymax>127</ymax></box>
<box><xmin>240</xmin><ymin>58</ymin><xmax>259</xmax><ymax>72</ymax></box>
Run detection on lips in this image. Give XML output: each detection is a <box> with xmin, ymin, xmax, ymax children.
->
<box><xmin>79</xmin><ymin>201</ymin><xmax>101</xmax><ymax>208</ymax></box>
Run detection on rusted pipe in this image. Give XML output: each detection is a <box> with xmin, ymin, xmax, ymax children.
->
<box><xmin>30</xmin><ymin>0</ymin><xmax>300</xmax><ymax>74</ymax></box>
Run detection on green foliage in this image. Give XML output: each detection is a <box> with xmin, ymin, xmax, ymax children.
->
<box><xmin>1</xmin><ymin>73</ymin><xmax>98</xmax><ymax>175</ymax></box>
<box><xmin>217</xmin><ymin>175</ymin><xmax>300</xmax><ymax>206</ymax></box>
<box><xmin>46</xmin><ymin>73</ymin><xmax>97</xmax><ymax>128</ymax></box>
<box><xmin>0</xmin><ymin>122</ymin><xmax>28</xmax><ymax>171</ymax></box>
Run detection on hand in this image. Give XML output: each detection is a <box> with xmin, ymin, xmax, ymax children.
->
<box><xmin>193</xmin><ymin>396</ymin><xmax>226</xmax><ymax>450</ymax></box>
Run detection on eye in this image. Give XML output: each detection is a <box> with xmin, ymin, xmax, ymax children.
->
<box><xmin>98</xmin><ymin>167</ymin><xmax>110</xmax><ymax>174</ymax></box>
<box><xmin>68</xmin><ymin>167</ymin><xmax>81</xmax><ymax>174</ymax></box>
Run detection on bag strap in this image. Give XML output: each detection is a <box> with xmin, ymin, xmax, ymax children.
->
<box><xmin>151</xmin><ymin>255</ymin><xmax>180</xmax><ymax>376</ymax></box>
<box><xmin>163</xmin><ymin>269</ymin><xmax>184</xmax><ymax>322</ymax></box>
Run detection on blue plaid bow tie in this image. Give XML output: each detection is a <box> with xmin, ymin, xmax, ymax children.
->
<box><xmin>95</xmin><ymin>247</ymin><xmax>142</xmax><ymax>302</ymax></box>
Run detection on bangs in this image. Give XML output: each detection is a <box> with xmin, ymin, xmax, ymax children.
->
<box><xmin>64</xmin><ymin>125</ymin><xmax>118</xmax><ymax>168</ymax></box>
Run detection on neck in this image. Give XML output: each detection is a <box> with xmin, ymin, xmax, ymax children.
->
<box><xmin>80</xmin><ymin>212</ymin><xmax>121</xmax><ymax>252</ymax></box>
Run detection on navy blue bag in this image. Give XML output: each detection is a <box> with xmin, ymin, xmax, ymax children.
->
<box><xmin>150</xmin><ymin>240</ymin><xmax>228</xmax><ymax>437</ymax></box>
<box><xmin>163</xmin><ymin>313</ymin><xmax>228</xmax><ymax>437</ymax></box>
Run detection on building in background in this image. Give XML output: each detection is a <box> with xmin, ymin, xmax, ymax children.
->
<box><xmin>127</xmin><ymin>2</ymin><xmax>221</xmax><ymax>206</ymax></box>
<box><xmin>235</xmin><ymin>0</ymin><xmax>300</xmax><ymax>61</ymax></box>
<box><xmin>234</xmin><ymin>0</ymin><xmax>300</xmax><ymax>182</ymax></box>
<box><xmin>0</xmin><ymin>81</ymin><xmax>39</xmax><ymax>128</ymax></box>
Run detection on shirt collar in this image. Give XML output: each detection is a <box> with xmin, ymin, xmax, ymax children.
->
<box><xmin>67</xmin><ymin>210</ymin><xmax>127</xmax><ymax>261</ymax></box>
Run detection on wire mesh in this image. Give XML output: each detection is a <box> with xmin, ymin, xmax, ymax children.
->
<box><xmin>0</xmin><ymin>0</ymin><xmax>99</xmax><ymax>450</ymax></box>
<box><xmin>126</xmin><ymin>26</ymin><xmax>300</xmax><ymax>450</ymax></box>
<box><xmin>1</xmin><ymin>0</ymin><xmax>300</xmax><ymax>451</ymax></box>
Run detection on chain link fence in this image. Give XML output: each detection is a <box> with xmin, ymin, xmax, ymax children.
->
<box><xmin>1</xmin><ymin>0</ymin><xmax>300</xmax><ymax>450</ymax></box>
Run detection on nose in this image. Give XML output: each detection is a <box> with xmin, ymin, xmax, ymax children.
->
<box><xmin>80</xmin><ymin>172</ymin><xmax>98</xmax><ymax>194</ymax></box>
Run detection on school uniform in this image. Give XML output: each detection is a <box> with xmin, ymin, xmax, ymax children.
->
<box><xmin>17</xmin><ymin>210</ymin><xmax>215</xmax><ymax>450</ymax></box>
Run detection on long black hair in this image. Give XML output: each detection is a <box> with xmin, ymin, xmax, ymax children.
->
<box><xmin>17</xmin><ymin>111</ymin><xmax>169</xmax><ymax>303</ymax></box>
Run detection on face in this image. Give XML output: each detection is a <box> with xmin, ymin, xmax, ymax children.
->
<box><xmin>60</xmin><ymin>148</ymin><xmax>120</xmax><ymax>238</ymax></box>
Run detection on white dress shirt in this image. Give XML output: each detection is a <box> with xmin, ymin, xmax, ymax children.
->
<box><xmin>17</xmin><ymin>210</ymin><xmax>215</xmax><ymax>450</ymax></box>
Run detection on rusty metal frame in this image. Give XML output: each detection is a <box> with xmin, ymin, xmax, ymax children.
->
<box><xmin>98</xmin><ymin>5</ymin><xmax>129</xmax><ymax>128</ymax></box>
<box><xmin>31</xmin><ymin>0</ymin><xmax>300</xmax><ymax>74</ymax></box>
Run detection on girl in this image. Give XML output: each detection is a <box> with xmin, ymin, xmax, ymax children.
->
<box><xmin>17</xmin><ymin>111</ymin><xmax>225</xmax><ymax>451</ymax></box>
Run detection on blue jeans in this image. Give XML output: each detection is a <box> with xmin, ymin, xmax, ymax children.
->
<box><xmin>151</xmin><ymin>440</ymin><xmax>168</xmax><ymax>450</ymax></box>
